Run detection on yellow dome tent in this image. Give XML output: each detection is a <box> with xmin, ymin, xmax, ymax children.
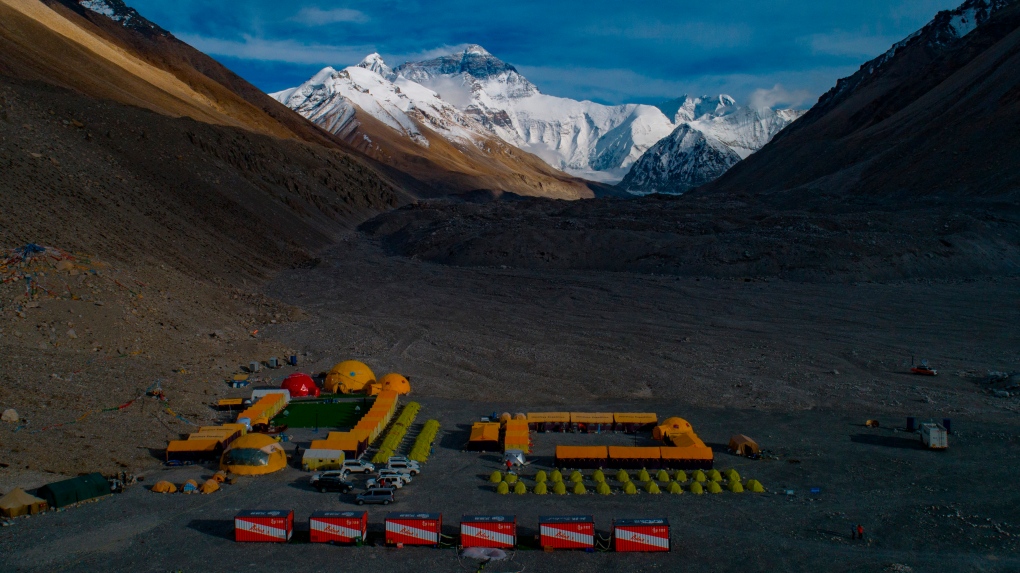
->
<box><xmin>219</xmin><ymin>433</ymin><xmax>287</xmax><ymax>476</ymax></box>
<box><xmin>653</xmin><ymin>417</ymin><xmax>693</xmax><ymax>440</ymax></box>
<box><xmin>324</xmin><ymin>360</ymin><xmax>376</xmax><ymax>394</ymax></box>
<box><xmin>200</xmin><ymin>479</ymin><xmax>220</xmax><ymax>494</ymax></box>
<box><xmin>150</xmin><ymin>481</ymin><xmax>177</xmax><ymax>494</ymax></box>
<box><xmin>379</xmin><ymin>373</ymin><xmax>411</xmax><ymax>395</ymax></box>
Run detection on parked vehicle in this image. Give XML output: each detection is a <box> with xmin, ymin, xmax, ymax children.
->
<box><xmin>366</xmin><ymin>476</ymin><xmax>404</xmax><ymax>489</ymax></box>
<box><xmin>386</xmin><ymin>460</ymin><xmax>420</xmax><ymax>476</ymax></box>
<box><xmin>386</xmin><ymin>456</ymin><xmax>419</xmax><ymax>467</ymax></box>
<box><xmin>309</xmin><ymin>473</ymin><xmax>354</xmax><ymax>493</ymax></box>
<box><xmin>376</xmin><ymin>469</ymin><xmax>412</xmax><ymax>485</ymax></box>
<box><xmin>309</xmin><ymin>469</ymin><xmax>348</xmax><ymax>482</ymax></box>
<box><xmin>341</xmin><ymin>460</ymin><xmax>375</xmax><ymax>474</ymax></box>
<box><xmin>355</xmin><ymin>488</ymin><xmax>395</xmax><ymax>505</ymax></box>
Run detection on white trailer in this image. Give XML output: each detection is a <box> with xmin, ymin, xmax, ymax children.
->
<box><xmin>919</xmin><ymin>423</ymin><xmax>948</xmax><ymax>450</ymax></box>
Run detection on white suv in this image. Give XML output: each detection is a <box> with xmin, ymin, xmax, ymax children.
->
<box><xmin>341</xmin><ymin>460</ymin><xmax>375</xmax><ymax>474</ymax></box>
<box><xmin>376</xmin><ymin>469</ymin><xmax>412</xmax><ymax>484</ymax></box>
<box><xmin>386</xmin><ymin>460</ymin><xmax>420</xmax><ymax>476</ymax></box>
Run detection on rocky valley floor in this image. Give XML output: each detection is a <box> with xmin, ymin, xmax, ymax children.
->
<box><xmin>1</xmin><ymin>235</ymin><xmax>1017</xmax><ymax>572</ymax></box>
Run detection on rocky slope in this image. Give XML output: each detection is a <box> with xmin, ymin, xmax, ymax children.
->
<box><xmin>0</xmin><ymin>0</ymin><xmax>403</xmax><ymax>477</ymax></box>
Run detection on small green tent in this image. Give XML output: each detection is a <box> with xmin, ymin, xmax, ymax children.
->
<box><xmin>37</xmin><ymin>473</ymin><xmax>110</xmax><ymax>508</ymax></box>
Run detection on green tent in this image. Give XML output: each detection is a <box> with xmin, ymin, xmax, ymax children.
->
<box><xmin>37</xmin><ymin>473</ymin><xmax>109</xmax><ymax>508</ymax></box>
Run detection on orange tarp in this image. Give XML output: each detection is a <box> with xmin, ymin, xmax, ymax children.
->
<box><xmin>660</xmin><ymin>446</ymin><xmax>713</xmax><ymax>460</ymax></box>
<box><xmin>166</xmin><ymin>439</ymin><xmax>220</xmax><ymax>454</ymax></box>
<box><xmin>664</xmin><ymin>433</ymin><xmax>707</xmax><ymax>448</ymax></box>
<box><xmin>322</xmin><ymin>434</ymin><xmax>361</xmax><ymax>451</ymax></box>
<box><xmin>556</xmin><ymin>446</ymin><xmax>609</xmax><ymax>459</ymax></box>
<box><xmin>469</xmin><ymin>423</ymin><xmax>500</xmax><ymax>442</ymax></box>
<box><xmin>505</xmin><ymin>420</ymin><xmax>529</xmax><ymax>431</ymax></box>
<box><xmin>608</xmin><ymin>446</ymin><xmax>661</xmax><ymax>459</ymax></box>
<box><xmin>220</xmin><ymin>423</ymin><xmax>248</xmax><ymax>436</ymax></box>
<box><xmin>613</xmin><ymin>413</ymin><xmax>658</xmax><ymax>424</ymax></box>
<box><xmin>526</xmin><ymin>412</ymin><xmax>570</xmax><ymax>423</ymax></box>
<box><xmin>570</xmin><ymin>412</ymin><xmax>614</xmax><ymax>424</ymax></box>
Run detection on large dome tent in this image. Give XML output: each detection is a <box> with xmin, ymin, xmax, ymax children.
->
<box><xmin>219</xmin><ymin>433</ymin><xmax>287</xmax><ymax>476</ymax></box>
<box><xmin>324</xmin><ymin>360</ymin><xmax>375</xmax><ymax>394</ymax></box>
<box><xmin>281</xmin><ymin>373</ymin><xmax>320</xmax><ymax>397</ymax></box>
<box><xmin>653</xmin><ymin>417</ymin><xmax>693</xmax><ymax>441</ymax></box>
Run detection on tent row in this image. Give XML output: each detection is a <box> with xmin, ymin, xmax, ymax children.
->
<box><xmin>165</xmin><ymin>423</ymin><xmax>248</xmax><ymax>463</ymax></box>
<box><xmin>303</xmin><ymin>391</ymin><xmax>400</xmax><ymax>470</ymax></box>
<box><xmin>503</xmin><ymin>418</ymin><xmax>531</xmax><ymax>453</ymax></box>
<box><xmin>527</xmin><ymin>412</ymin><xmax>657</xmax><ymax>433</ymax></box>
<box><xmin>352</xmin><ymin>390</ymin><xmax>399</xmax><ymax>444</ymax></box>
<box><xmin>555</xmin><ymin>445</ymin><xmax>714</xmax><ymax>470</ymax></box>
<box><xmin>236</xmin><ymin>391</ymin><xmax>289</xmax><ymax>431</ymax></box>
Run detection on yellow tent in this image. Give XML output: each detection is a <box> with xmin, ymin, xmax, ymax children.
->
<box><xmin>199</xmin><ymin>479</ymin><xmax>220</xmax><ymax>494</ymax></box>
<box><xmin>324</xmin><ymin>360</ymin><xmax>376</xmax><ymax>394</ymax></box>
<box><xmin>379</xmin><ymin>373</ymin><xmax>411</xmax><ymax>395</ymax></box>
<box><xmin>150</xmin><ymin>481</ymin><xmax>177</xmax><ymax>494</ymax></box>
<box><xmin>0</xmin><ymin>488</ymin><xmax>48</xmax><ymax>517</ymax></box>
<box><xmin>219</xmin><ymin>433</ymin><xmax>288</xmax><ymax>476</ymax></box>
<box><xmin>653</xmin><ymin>417</ymin><xmax>693</xmax><ymax>440</ymax></box>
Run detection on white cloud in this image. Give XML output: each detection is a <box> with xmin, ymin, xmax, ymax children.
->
<box><xmin>178</xmin><ymin>33</ymin><xmax>375</xmax><ymax>66</ymax></box>
<box><xmin>382</xmin><ymin>44</ymin><xmax>473</xmax><ymax>67</ymax></box>
<box><xmin>290</xmin><ymin>7</ymin><xmax>368</xmax><ymax>26</ymax></box>
<box><xmin>749</xmin><ymin>84</ymin><xmax>813</xmax><ymax>109</ymax></box>
<box><xmin>515</xmin><ymin>65</ymin><xmax>847</xmax><ymax>108</ymax></box>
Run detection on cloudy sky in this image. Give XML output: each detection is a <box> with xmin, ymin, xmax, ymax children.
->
<box><xmin>129</xmin><ymin>0</ymin><xmax>962</xmax><ymax>108</ymax></box>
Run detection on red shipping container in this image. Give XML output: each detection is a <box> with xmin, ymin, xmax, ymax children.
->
<box><xmin>460</xmin><ymin>515</ymin><xmax>516</xmax><ymax>548</ymax></box>
<box><xmin>385</xmin><ymin>512</ymin><xmax>442</xmax><ymax>546</ymax></box>
<box><xmin>309</xmin><ymin>510</ymin><xmax>368</xmax><ymax>544</ymax></box>
<box><xmin>614</xmin><ymin>518</ymin><xmax>670</xmax><ymax>552</ymax></box>
<box><xmin>539</xmin><ymin>515</ymin><xmax>594</xmax><ymax>550</ymax></box>
<box><xmin>234</xmin><ymin>510</ymin><xmax>293</xmax><ymax>543</ymax></box>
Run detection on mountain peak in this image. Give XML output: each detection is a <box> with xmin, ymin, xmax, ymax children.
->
<box><xmin>357</xmin><ymin>53</ymin><xmax>392</xmax><ymax>78</ymax></box>
<box><xmin>462</xmin><ymin>44</ymin><xmax>491</xmax><ymax>56</ymax></box>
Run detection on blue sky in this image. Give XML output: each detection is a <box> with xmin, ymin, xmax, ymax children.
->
<box><xmin>129</xmin><ymin>0</ymin><xmax>962</xmax><ymax>107</ymax></box>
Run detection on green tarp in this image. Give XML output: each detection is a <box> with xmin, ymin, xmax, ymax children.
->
<box><xmin>36</xmin><ymin>473</ymin><xmax>110</xmax><ymax>508</ymax></box>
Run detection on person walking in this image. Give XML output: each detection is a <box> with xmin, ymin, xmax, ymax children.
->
<box><xmin>851</xmin><ymin>525</ymin><xmax>857</xmax><ymax>540</ymax></box>
<box><xmin>857</xmin><ymin>524</ymin><xmax>865</xmax><ymax>541</ymax></box>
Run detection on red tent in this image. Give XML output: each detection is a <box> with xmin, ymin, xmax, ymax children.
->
<box><xmin>281</xmin><ymin>373</ymin><xmax>320</xmax><ymax>397</ymax></box>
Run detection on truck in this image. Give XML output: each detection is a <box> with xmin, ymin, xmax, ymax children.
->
<box><xmin>919</xmin><ymin>422</ymin><xmax>948</xmax><ymax>450</ymax></box>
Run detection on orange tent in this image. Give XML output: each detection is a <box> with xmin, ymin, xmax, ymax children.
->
<box><xmin>608</xmin><ymin>446</ymin><xmax>661</xmax><ymax>469</ymax></box>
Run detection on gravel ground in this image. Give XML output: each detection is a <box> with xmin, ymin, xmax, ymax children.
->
<box><xmin>1</xmin><ymin>236</ymin><xmax>1017</xmax><ymax>572</ymax></box>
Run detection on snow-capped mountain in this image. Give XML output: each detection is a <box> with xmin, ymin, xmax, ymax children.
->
<box><xmin>389</xmin><ymin>45</ymin><xmax>675</xmax><ymax>182</ymax></box>
<box><xmin>619</xmin><ymin>96</ymin><xmax>804</xmax><ymax>194</ymax></box>
<box><xmin>617</xmin><ymin>125</ymin><xmax>743</xmax><ymax>195</ymax></box>
<box><xmin>271</xmin><ymin>55</ymin><xmax>486</xmax><ymax>147</ymax></box>
<box><xmin>273</xmin><ymin>45</ymin><xmax>802</xmax><ymax>189</ymax></box>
